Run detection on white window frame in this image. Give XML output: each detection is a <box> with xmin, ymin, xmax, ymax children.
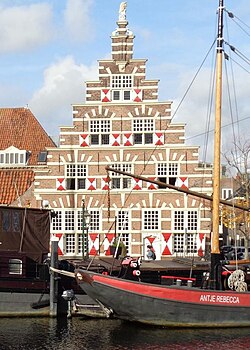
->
<box><xmin>142</xmin><ymin>210</ymin><xmax>160</xmax><ymax>231</ymax></box>
<box><xmin>133</xmin><ymin>119</ymin><xmax>154</xmax><ymax>145</ymax></box>
<box><xmin>173</xmin><ymin>210</ymin><xmax>198</xmax><ymax>232</ymax></box>
<box><xmin>0</xmin><ymin>146</ymin><xmax>27</xmax><ymax>166</ymax></box>
<box><xmin>90</xmin><ymin>120</ymin><xmax>111</xmax><ymax>145</ymax></box>
<box><xmin>111</xmin><ymin>163</ymin><xmax>132</xmax><ymax>189</ymax></box>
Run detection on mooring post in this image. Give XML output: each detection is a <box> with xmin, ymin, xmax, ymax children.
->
<box><xmin>50</xmin><ymin>236</ymin><xmax>59</xmax><ymax>317</ymax></box>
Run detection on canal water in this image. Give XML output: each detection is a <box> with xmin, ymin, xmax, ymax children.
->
<box><xmin>0</xmin><ymin>317</ymin><xmax>249</xmax><ymax>350</ymax></box>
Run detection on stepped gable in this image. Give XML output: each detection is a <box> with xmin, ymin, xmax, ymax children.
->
<box><xmin>0</xmin><ymin>107</ymin><xmax>56</xmax><ymax>165</ymax></box>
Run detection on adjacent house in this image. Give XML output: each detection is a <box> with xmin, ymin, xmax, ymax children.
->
<box><xmin>0</xmin><ymin>107</ymin><xmax>56</xmax><ymax>206</ymax></box>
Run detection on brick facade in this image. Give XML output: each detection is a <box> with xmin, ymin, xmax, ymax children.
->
<box><xmin>34</xmin><ymin>8</ymin><xmax>213</xmax><ymax>259</ymax></box>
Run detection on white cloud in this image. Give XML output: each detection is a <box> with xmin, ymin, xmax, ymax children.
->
<box><xmin>63</xmin><ymin>0</ymin><xmax>94</xmax><ymax>42</ymax></box>
<box><xmin>0</xmin><ymin>3</ymin><xmax>54</xmax><ymax>53</ymax></box>
<box><xmin>29</xmin><ymin>56</ymin><xmax>98</xmax><ymax>138</ymax></box>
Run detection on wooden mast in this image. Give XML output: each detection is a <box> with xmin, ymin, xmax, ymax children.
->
<box><xmin>211</xmin><ymin>0</ymin><xmax>224</xmax><ymax>255</ymax></box>
<box><xmin>209</xmin><ymin>0</ymin><xmax>224</xmax><ymax>289</ymax></box>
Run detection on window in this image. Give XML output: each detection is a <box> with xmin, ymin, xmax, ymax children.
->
<box><xmin>173</xmin><ymin>233</ymin><xmax>197</xmax><ymax>254</ymax></box>
<box><xmin>143</xmin><ymin>210</ymin><xmax>159</xmax><ymax>230</ymax></box>
<box><xmin>0</xmin><ymin>146</ymin><xmax>28</xmax><ymax>166</ymax></box>
<box><xmin>90</xmin><ymin>120</ymin><xmax>110</xmax><ymax>145</ymax></box>
<box><xmin>52</xmin><ymin>211</ymin><xmax>62</xmax><ymax>231</ymax></box>
<box><xmin>77</xmin><ymin>209</ymin><xmax>101</xmax><ymax>232</ymax></box>
<box><xmin>222</xmin><ymin>188</ymin><xmax>233</xmax><ymax>200</ymax></box>
<box><xmin>157</xmin><ymin>163</ymin><xmax>178</xmax><ymax>187</ymax></box>
<box><xmin>66</xmin><ymin>164</ymin><xmax>87</xmax><ymax>190</ymax></box>
<box><xmin>65</xmin><ymin>234</ymin><xmax>75</xmax><ymax>254</ymax></box>
<box><xmin>112</xmin><ymin>75</ymin><xmax>132</xmax><ymax>88</ymax></box>
<box><xmin>65</xmin><ymin>210</ymin><xmax>75</xmax><ymax>231</ymax></box>
<box><xmin>9</xmin><ymin>259</ymin><xmax>22</xmax><ymax>275</ymax></box>
<box><xmin>173</xmin><ymin>210</ymin><xmax>198</xmax><ymax>232</ymax></box>
<box><xmin>133</xmin><ymin>119</ymin><xmax>154</xmax><ymax>145</ymax></box>
<box><xmin>111</xmin><ymin>75</ymin><xmax>132</xmax><ymax>102</ymax></box>
<box><xmin>117</xmin><ymin>211</ymin><xmax>129</xmax><ymax>231</ymax></box>
<box><xmin>110</xmin><ymin>164</ymin><xmax>132</xmax><ymax>189</ymax></box>
<box><xmin>89</xmin><ymin>210</ymin><xmax>100</xmax><ymax>231</ymax></box>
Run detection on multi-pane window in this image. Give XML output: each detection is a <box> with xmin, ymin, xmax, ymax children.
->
<box><xmin>173</xmin><ymin>233</ymin><xmax>197</xmax><ymax>254</ymax></box>
<box><xmin>174</xmin><ymin>234</ymin><xmax>184</xmax><ymax>253</ymax></box>
<box><xmin>157</xmin><ymin>163</ymin><xmax>178</xmax><ymax>187</ymax></box>
<box><xmin>133</xmin><ymin>119</ymin><xmax>154</xmax><ymax>145</ymax></box>
<box><xmin>143</xmin><ymin>210</ymin><xmax>159</xmax><ymax>230</ymax></box>
<box><xmin>112</xmin><ymin>75</ymin><xmax>132</xmax><ymax>88</ymax></box>
<box><xmin>174</xmin><ymin>211</ymin><xmax>185</xmax><ymax>231</ymax></box>
<box><xmin>0</xmin><ymin>149</ymin><xmax>27</xmax><ymax>166</ymax></box>
<box><xmin>65</xmin><ymin>234</ymin><xmax>75</xmax><ymax>254</ymax></box>
<box><xmin>65</xmin><ymin>210</ymin><xmax>75</xmax><ymax>231</ymax></box>
<box><xmin>221</xmin><ymin>188</ymin><xmax>233</xmax><ymax>200</ymax></box>
<box><xmin>89</xmin><ymin>210</ymin><xmax>100</xmax><ymax>231</ymax></box>
<box><xmin>117</xmin><ymin>211</ymin><xmax>129</xmax><ymax>231</ymax></box>
<box><xmin>112</xmin><ymin>75</ymin><xmax>132</xmax><ymax>101</ymax></box>
<box><xmin>173</xmin><ymin>210</ymin><xmax>198</xmax><ymax>232</ymax></box>
<box><xmin>66</xmin><ymin>164</ymin><xmax>87</xmax><ymax>190</ymax></box>
<box><xmin>111</xmin><ymin>163</ymin><xmax>132</xmax><ymax>189</ymax></box>
<box><xmin>187</xmin><ymin>211</ymin><xmax>198</xmax><ymax>231</ymax></box>
<box><xmin>90</xmin><ymin>120</ymin><xmax>110</xmax><ymax>145</ymax></box>
<box><xmin>77</xmin><ymin>209</ymin><xmax>100</xmax><ymax>232</ymax></box>
<box><xmin>52</xmin><ymin>211</ymin><xmax>62</xmax><ymax>231</ymax></box>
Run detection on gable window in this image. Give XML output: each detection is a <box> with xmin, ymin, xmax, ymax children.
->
<box><xmin>110</xmin><ymin>164</ymin><xmax>132</xmax><ymax>189</ymax></box>
<box><xmin>133</xmin><ymin>119</ymin><xmax>154</xmax><ymax>145</ymax></box>
<box><xmin>66</xmin><ymin>164</ymin><xmax>87</xmax><ymax>190</ymax></box>
<box><xmin>157</xmin><ymin>163</ymin><xmax>178</xmax><ymax>187</ymax></box>
<box><xmin>111</xmin><ymin>75</ymin><xmax>132</xmax><ymax>102</ymax></box>
<box><xmin>90</xmin><ymin>120</ymin><xmax>110</xmax><ymax>145</ymax></box>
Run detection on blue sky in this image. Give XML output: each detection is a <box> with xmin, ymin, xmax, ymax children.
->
<box><xmin>0</xmin><ymin>0</ymin><xmax>250</xmax><ymax>162</ymax></box>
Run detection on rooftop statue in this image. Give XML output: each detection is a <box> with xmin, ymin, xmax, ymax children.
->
<box><xmin>119</xmin><ymin>2</ymin><xmax>127</xmax><ymax>21</ymax></box>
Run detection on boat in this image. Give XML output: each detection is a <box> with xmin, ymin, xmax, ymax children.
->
<box><xmin>73</xmin><ymin>0</ymin><xmax>250</xmax><ymax>327</ymax></box>
<box><xmin>0</xmin><ymin>206</ymin><xmax>52</xmax><ymax>316</ymax></box>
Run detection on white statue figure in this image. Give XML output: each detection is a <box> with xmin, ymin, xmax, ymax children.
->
<box><xmin>119</xmin><ymin>2</ymin><xmax>127</xmax><ymax>21</ymax></box>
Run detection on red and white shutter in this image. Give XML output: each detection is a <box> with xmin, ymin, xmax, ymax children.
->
<box><xmin>102</xmin><ymin>177</ymin><xmax>110</xmax><ymax>190</ymax></box>
<box><xmin>161</xmin><ymin>233</ymin><xmax>172</xmax><ymax>256</ymax></box>
<box><xmin>154</xmin><ymin>132</ymin><xmax>164</xmax><ymax>146</ymax></box>
<box><xmin>79</xmin><ymin>134</ymin><xmax>89</xmax><ymax>147</ymax></box>
<box><xmin>147</xmin><ymin>177</ymin><xmax>158</xmax><ymax>190</ymax></box>
<box><xmin>132</xmin><ymin>178</ymin><xmax>142</xmax><ymax>190</ymax></box>
<box><xmin>124</xmin><ymin>133</ymin><xmax>133</xmax><ymax>146</ymax></box>
<box><xmin>132</xmin><ymin>89</ymin><xmax>142</xmax><ymax>102</ymax></box>
<box><xmin>111</xmin><ymin>133</ymin><xmax>121</xmax><ymax>146</ymax></box>
<box><xmin>104</xmin><ymin>233</ymin><xmax>115</xmax><ymax>256</ymax></box>
<box><xmin>89</xmin><ymin>233</ymin><xmax>99</xmax><ymax>255</ymax></box>
<box><xmin>197</xmin><ymin>233</ymin><xmax>205</xmax><ymax>257</ymax></box>
<box><xmin>101</xmin><ymin>89</ymin><xmax>111</xmax><ymax>102</ymax></box>
<box><xmin>56</xmin><ymin>178</ymin><xmax>66</xmax><ymax>191</ymax></box>
<box><xmin>87</xmin><ymin>178</ymin><xmax>96</xmax><ymax>190</ymax></box>
<box><xmin>175</xmin><ymin>177</ymin><xmax>188</xmax><ymax>189</ymax></box>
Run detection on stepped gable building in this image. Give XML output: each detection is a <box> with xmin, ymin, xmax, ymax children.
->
<box><xmin>34</xmin><ymin>3</ymin><xmax>213</xmax><ymax>259</ymax></box>
<box><xmin>0</xmin><ymin>107</ymin><xmax>56</xmax><ymax>206</ymax></box>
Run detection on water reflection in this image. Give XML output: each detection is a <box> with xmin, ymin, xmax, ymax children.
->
<box><xmin>0</xmin><ymin>317</ymin><xmax>249</xmax><ymax>350</ymax></box>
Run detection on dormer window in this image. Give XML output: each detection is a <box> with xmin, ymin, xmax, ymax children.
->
<box><xmin>0</xmin><ymin>146</ymin><xmax>28</xmax><ymax>167</ymax></box>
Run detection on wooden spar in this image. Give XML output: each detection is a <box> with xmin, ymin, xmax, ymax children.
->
<box><xmin>212</xmin><ymin>0</ymin><xmax>224</xmax><ymax>255</ymax></box>
<box><xmin>105</xmin><ymin>166</ymin><xmax>250</xmax><ymax>212</ymax></box>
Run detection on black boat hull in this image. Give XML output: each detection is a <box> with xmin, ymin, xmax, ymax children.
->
<box><xmin>76</xmin><ymin>269</ymin><xmax>250</xmax><ymax>327</ymax></box>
